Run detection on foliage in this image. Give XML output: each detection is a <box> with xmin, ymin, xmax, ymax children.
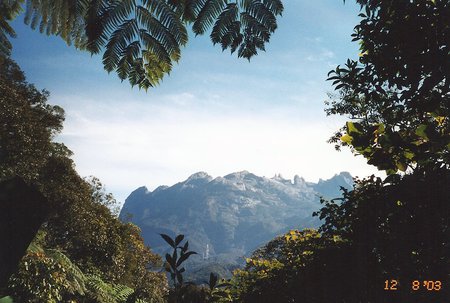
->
<box><xmin>85</xmin><ymin>175</ymin><xmax>121</xmax><ymax>216</ymax></box>
<box><xmin>2</xmin><ymin>0</ymin><xmax>284</xmax><ymax>89</ymax></box>
<box><xmin>204</xmin><ymin>273</ymin><xmax>232</xmax><ymax>303</ymax></box>
<box><xmin>0</xmin><ymin>1</ymin><xmax>22</xmax><ymax>56</ymax></box>
<box><xmin>160</xmin><ymin>234</ymin><xmax>231</xmax><ymax>303</ymax></box>
<box><xmin>316</xmin><ymin>3</ymin><xmax>450</xmax><ymax>300</ymax></box>
<box><xmin>0</xmin><ymin>297</ymin><xmax>13</xmax><ymax>303</ymax></box>
<box><xmin>1</xmin><ymin>57</ymin><xmax>168</xmax><ymax>302</ymax></box>
<box><xmin>314</xmin><ymin>169</ymin><xmax>450</xmax><ymax>301</ymax></box>
<box><xmin>8</xmin><ymin>248</ymin><xmax>86</xmax><ymax>303</ymax></box>
<box><xmin>8</xmin><ymin>244</ymin><xmax>164</xmax><ymax>303</ymax></box>
<box><xmin>326</xmin><ymin>0</ymin><xmax>449</xmax><ymax>174</ymax></box>
<box><xmin>229</xmin><ymin>171</ymin><xmax>448</xmax><ymax>302</ymax></box>
<box><xmin>160</xmin><ymin>233</ymin><xmax>200</xmax><ymax>303</ymax></box>
<box><xmin>0</xmin><ymin>57</ymin><xmax>67</xmax><ymax>183</ymax></box>
<box><xmin>229</xmin><ymin>229</ymin><xmax>349</xmax><ymax>303</ymax></box>
<box><xmin>42</xmin><ymin>180</ymin><xmax>168</xmax><ymax>298</ymax></box>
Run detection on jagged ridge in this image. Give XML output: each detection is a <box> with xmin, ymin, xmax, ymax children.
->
<box><xmin>120</xmin><ymin>171</ymin><xmax>353</xmax><ymax>262</ymax></box>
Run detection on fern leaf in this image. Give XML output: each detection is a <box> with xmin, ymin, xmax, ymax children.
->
<box><xmin>85</xmin><ymin>0</ymin><xmax>110</xmax><ymax>53</ymax></box>
<box><xmin>262</xmin><ymin>0</ymin><xmax>283</xmax><ymax>15</ymax></box>
<box><xmin>211</xmin><ymin>3</ymin><xmax>239</xmax><ymax>45</ymax></box>
<box><xmin>192</xmin><ymin>0</ymin><xmax>226</xmax><ymax>35</ymax></box>
<box><xmin>245</xmin><ymin>1</ymin><xmax>277</xmax><ymax>32</ymax></box>
<box><xmin>208</xmin><ymin>0</ymin><xmax>282</xmax><ymax>59</ymax></box>
<box><xmin>102</xmin><ymin>19</ymin><xmax>139</xmax><ymax>72</ymax></box>
<box><xmin>142</xmin><ymin>0</ymin><xmax>188</xmax><ymax>47</ymax></box>
<box><xmin>136</xmin><ymin>5</ymin><xmax>181</xmax><ymax>61</ymax></box>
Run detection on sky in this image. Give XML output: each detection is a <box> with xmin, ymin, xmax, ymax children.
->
<box><xmin>10</xmin><ymin>1</ymin><xmax>383</xmax><ymax>204</ymax></box>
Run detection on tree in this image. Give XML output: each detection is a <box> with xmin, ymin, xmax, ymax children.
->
<box><xmin>8</xmin><ymin>246</ymin><xmax>86</xmax><ymax>303</ymax></box>
<box><xmin>159</xmin><ymin>233</ymin><xmax>198</xmax><ymax>302</ymax></box>
<box><xmin>326</xmin><ymin>0</ymin><xmax>449</xmax><ymax>174</ymax></box>
<box><xmin>0</xmin><ymin>57</ymin><xmax>67</xmax><ymax>183</ymax></box>
<box><xmin>313</xmin><ymin>0</ymin><xmax>450</xmax><ymax>301</ymax></box>
<box><xmin>230</xmin><ymin>1</ymin><xmax>449</xmax><ymax>302</ymax></box>
<box><xmin>8</xmin><ymin>242</ymin><xmax>165</xmax><ymax>303</ymax></box>
<box><xmin>2</xmin><ymin>0</ymin><xmax>284</xmax><ymax>89</ymax></box>
<box><xmin>0</xmin><ymin>178</ymin><xmax>49</xmax><ymax>292</ymax></box>
<box><xmin>0</xmin><ymin>58</ymin><xmax>168</xmax><ymax>302</ymax></box>
<box><xmin>229</xmin><ymin>229</ymin><xmax>367</xmax><ymax>303</ymax></box>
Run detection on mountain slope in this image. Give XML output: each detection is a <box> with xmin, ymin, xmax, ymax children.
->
<box><xmin>120</xmin><ymin>171</ymin><xmax>353</xmax><ymax>261</ymax></box>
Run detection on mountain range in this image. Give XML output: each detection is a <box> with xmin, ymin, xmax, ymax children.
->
<box><xmin>119</xmin><ymin>171</ymin><xmax>353</xmax><ymax>266</ymax></box>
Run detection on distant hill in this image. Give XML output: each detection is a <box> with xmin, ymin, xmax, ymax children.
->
<box><xmin>120</xmin><ymin>171</ymin><xmax>353</xmax><ymax>270</ymax></box>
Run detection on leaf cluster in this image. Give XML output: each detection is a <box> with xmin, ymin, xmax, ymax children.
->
<box><xmin>2</xmin><ymin>0</ymin><xmax>284</xmax><ymax>89</ymax></box>
<box><xmin>1</xmin><ymin>58</ymin><xmax>168</xmax><ymax>302</ymax></box>
<box><xmin>160</xmin><ymin>234</ymin><xmax>197</xmax><ymax>289</ymax></box>
<box><xmin>326</xmin><ymin>0</ymin><xmax>450</xmax><ymax>173</ymax></box>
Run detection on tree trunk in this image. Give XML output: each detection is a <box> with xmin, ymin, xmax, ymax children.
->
<box><xmin>0</xmin><ymin>177</ymin><xmax>49</xmax><ymax>291</ymax></box>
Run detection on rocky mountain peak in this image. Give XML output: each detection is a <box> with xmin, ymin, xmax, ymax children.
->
<box><xmin>120</xmin><ymin>170</ymin><xmax>355</xmax><ymax>282</ymax></box>
<box><xmin>187</xmin><ymin>171</ymin><xmax>212</xmax><ymax>181</ymax></box>
<box><xmin>293</xmin><ymin>175</ymin><xmax>305</xmax><ymax>185</ymax></box>
<box><xmin>223</xmin><ymin>171</ymin><xmax>253</xmax><ymax>180</ymax></box>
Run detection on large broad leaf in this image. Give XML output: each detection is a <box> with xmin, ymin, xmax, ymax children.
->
<box><xmin>174</xmin><ymin>234</ymin><xmax>185</xmax><ymax>246</ymax></box>
<box><xmin>160</xmin><ymin>233</ymin><xmax>175</xmax><ymax>248</ymax></box>
<box><xmin>176</xmin><ymin>251</ymin><xmax>197</xmax><ymax>267</ymax></box>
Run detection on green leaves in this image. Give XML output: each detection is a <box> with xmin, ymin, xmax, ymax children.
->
<box><xmin>175</xmin><ymin>234</ymin><xmax>185</xmax><ymax>246</ymax></box>
<box><xmin>209</xmin><ymin>0</ymin><xmax>284</xmax><ymax>60</ymax></box>
<box><xmin>2</xmin><ymin>0</ymin><xmax>283</xmax><ymax>89</ymax></box>
<box><xmin>23</xmin><ymin>0</ymin><xmax>87</xmax><ymax>49</ymax></box>
<box><xmin>327</xmin><ymin>0</ymin><xmax>449</xmax><ymax>174</ymax></box>
<box><xmin>160</xmin><ymin>234</ymin><xmax>197</xmax><ymax>291</ymax></box>
<box><xmin>160</xmin><ymin>233</ymin><xmax>176</xmax><ymax>248</ymax></box>
<box><xmin>0</xmin><ymin>0</ymin><xmax>23</xmax><ymax>56</ymax></box>
<box><xmin>192</xmin><ymin>0</ymin><xmax>227</xmax><ymax>35</ymax></box>
<box><xmin>84</xmin><ymin>0</ymin><xmax>188</xmax><ymax>89</ymax></box>
<box><xmin>415</xmin><ymin>124</ymin><xmax>428</xmax><ymax>140</ymax></box>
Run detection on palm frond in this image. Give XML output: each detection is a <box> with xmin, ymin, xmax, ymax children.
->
<box><xmin>142</xmin><ymin>0</ymin><xmax>188</xmax><ymax>47</ymax></box>
<box><xmin>84</xmin><ymin>0</ymin><xmax>187</xmax><ymax>89</ymax></box>
<box><xmin>136</xmin><ymin>5</ymin><xmax>181</xmax><ymax>61</ymax></box>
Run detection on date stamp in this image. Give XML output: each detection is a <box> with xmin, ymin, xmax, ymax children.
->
<box><xmin>384</xmin><ymin>279</ymin><xmax>442</xmax><ymax>291</ymax></box>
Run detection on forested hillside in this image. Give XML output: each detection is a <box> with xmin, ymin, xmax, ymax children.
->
<box><xmin>0</xmin><ymin>58</ymin><xmax>167</xmax><ymax>303</ymax></box>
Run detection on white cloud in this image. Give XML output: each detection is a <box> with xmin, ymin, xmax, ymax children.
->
<box><xmin>56</xmin><ymin>94</ymin><xmax>382</xmax><ymax>204</ymax></box>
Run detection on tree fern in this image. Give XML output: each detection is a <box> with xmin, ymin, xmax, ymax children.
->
<box><xmin>23</xmin><ymin>0</ymin><xmax>87</xmax><ymax>48</ymax></box>
<box><xmin>210</xmin><ymin>0</ymin><xmax>283</xmax><ymax>60</ymax></box>
<box><xmin>44</xmin><ymin>248</ymin><xmax>87</xmax><ymax>296</ymax></box>
<box><xmin>0</xmin><ymin>0</ymin><xmax>24</xmax><ymax>56</ymax></box>
<box><xmin>192</xmin><ymin>0</ymin><xmax>226</xmax><ymax>35</ymax></box>
<box><xmin>85</xmin><ymin>274</ymin><xmax>144</xmax><ymax>303</ymax></box>
<box><xmin>3</xmin><ymin>0</ymin><xmax>283</xmax><ymax>89</ymax></box>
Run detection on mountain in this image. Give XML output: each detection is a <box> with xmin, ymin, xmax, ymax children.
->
<box><xmin>120</xmin><ymin>171</ymin><xmax>353</xmax><ymax>264</ymax></box>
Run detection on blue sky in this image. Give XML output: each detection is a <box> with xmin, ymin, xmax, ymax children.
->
<box><xmin>10</xmin><ymin>1</ymin><xmax>383</xmax><ymax>204</ymax></box>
